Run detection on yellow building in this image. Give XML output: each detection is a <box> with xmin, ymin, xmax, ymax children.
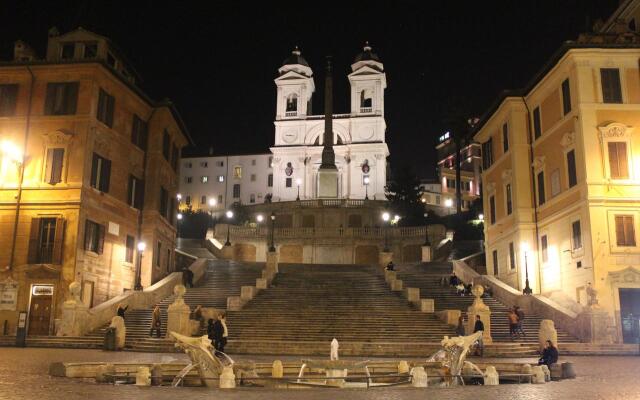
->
<box><xmin>474</xmin><ymin>5</ymin><xmax>640</xmax><ymax>343</ymax></box>
<box><xmin>0</xmin><ymin>28</ymin><xmax>190</xmax><ymax>336</ymax></box>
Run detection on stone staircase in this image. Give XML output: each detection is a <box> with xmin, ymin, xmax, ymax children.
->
<box><xmin>395</xmin><ymin>262</ymin><xmax>579</xmax><ymax>345</ymax></box>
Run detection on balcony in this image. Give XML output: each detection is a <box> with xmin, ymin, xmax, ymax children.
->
<box><xmin>285</xmin><ymin>111</ymin><xmax>298</xmax><ymax>117</ymax></box>
<box><xmin>359</xmin><ymin>107</ymin><xmax>372</xmax><ymax>113</ymax></box>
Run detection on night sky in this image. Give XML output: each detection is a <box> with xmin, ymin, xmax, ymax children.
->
<box><xmin>1</xmin><ymin>1</ymin><xmax>620</xmax><ymax>178</ymax></box>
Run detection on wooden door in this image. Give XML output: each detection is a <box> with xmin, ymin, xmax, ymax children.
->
<box><xmin>28</xmin><ymin>295</ymin><xmax>52</xmax><ymax>336</ymax></box>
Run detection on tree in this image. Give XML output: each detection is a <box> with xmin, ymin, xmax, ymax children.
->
<box><xmin>385</xmin><ymin>166</ymin><xmax>424</xmax><ymax>226</ymax></box>
<box><xmin>178</xmin><ymin>208</ymin><xmax>211</xmax><ymax>239</ymax></box>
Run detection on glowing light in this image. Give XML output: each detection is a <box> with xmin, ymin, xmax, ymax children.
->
<box><xmin>208</xmin><ymin>198</ymin><xmax>217</xmax><ymax>207</ymax></box>
<box><xmin>0</xmin><ymin>140</ymin><xmax>22</xmax><ymax>163</ymax></box>
<box><xmin>363</xmin><ymin>176</ymin><xmax>370</xmax><ymax>185</ymax></box>
<box><xmin>520</xmin><ymin>242</ymin><xmax>530</xmax><ymax>253</ymax></box>
<box><xmin>444</xmin><ymin>198</ymin><xmax>453</xmax><ymax>208</ymax></box>
<box><xmin>478</xmin><ymin>213</ymin><xmax>484</xmax><ymax>221</ymax></box>
<box><xmin>296</xmin><ymin>178</ymin><xmax>302</xmax><ymax>186</ymax></box>
<box><xmin>421</xmin><ymin>198</ymin><xmax>426</xmax><ymax>203</ymax></box>
<box><xmin>256</xmin><ymin>214</ymin><xmax>264</xmax><ymax>223</ymax></box>
<box><xmin>226</xmin><ymin>210</ymin><xmax>234</xmax><ymax>219</ymax></box>
<box><xmin>176</xmin><ymin>193</ymin><xmax>182</xmax><ymax>201</ymax></box>
<box><xmin>177</xmin><ymin>213</ymin><xmax>183</xmax><ymax>220</ymax></box>
<box><xmin>382</xmin><ymin>212</ymin><xmax>390</xmax><ymax>222</ymax></box>
<box><xmin>137</xmin><ymin>241</ymin><xmax>146</xmax><ymax>252</ymax></box>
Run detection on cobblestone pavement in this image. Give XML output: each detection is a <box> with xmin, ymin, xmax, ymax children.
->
<box><xmin>1</xmin><ymin>348</ymin><xmax>640</xmax><ymax>399</ymax></box>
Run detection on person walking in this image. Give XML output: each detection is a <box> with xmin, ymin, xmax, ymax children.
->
<box><xmin>508</xmin><ymin>308</ymin><xmax>519</xmax><ymax>340</ymax></box>
<box><xmin>473</xmin><ymin>315</ymin><xmax>484</xmax><ymax>357</ymax></box>
<box><xmin>515</xmin><ymin>306</ymin><xmax>526</xmax><ymax>337</ymax></box>
<box><xmin>455</xmin><ymin>315</ymin><xmax>466</xmax><ymax>337</ymax></box>
<box><xmin>212</xmin><ymin>313</ymin><xmax>225</xmax><ymax>353</ymax></box>
<box><xmin>150</xmin><ymin>306</ymin><xmax>161</xmax><ymax>338</ymax></box>
<box><xmin>538</xmin><ymin>340</ymin><xmax>559</xmax><ymax>367</ymax></box>
<box><xmin>207</xmin><ymin>318</ymin><xmax>215</xmax><ymax>345</ymax></box>
<box><xmin>116</xmin><ymin>303</ymin><xmax>128</xmax><ymax>319</ymax></box>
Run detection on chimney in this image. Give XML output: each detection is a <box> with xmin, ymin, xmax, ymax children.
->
<box><xmin>13</xmin><ymin>41</ymin><xmax>36</xmax><ymax>62</ymax></box>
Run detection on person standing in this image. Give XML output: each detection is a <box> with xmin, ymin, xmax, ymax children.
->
<box><xmin>455</xmin><ymin>315</ymin><xmax>466</xmax><ymax>337</ymax></box>
<box><xmin>150</xmin><ymin>306</ymin><xmax>161</xmax><ymax>338</ymax></box>
<box><xmin>508</xmin><ymin>308</ymin><xmax>519</xmax><ymax>340</ymax></box>
<box><xmin>473</xmin><ymin>315</ymin><xmax>484</xmax><ymax>357</ymax></box>
<box><xmin>515</xmin><ymin>306</ymin><xmax>526</xmax><ymax>337</ymax></box>
<box><xmin>220</xmin><ymin>313</ymin><xmax>228</xmax><ymax>353</ymax></box>
<box><xmin>538</xmin><ymin>340</ymin><xmax>559</xmax><ymax>367</ymax></box>
<box><xmin>207</xmin><ymin>318</ymin><xmax>215</xmax><ymax>345</ymax></box>
<box><xmin>212</xmin><ymin>314</ymin><xmax>225</xmax><ymax>352</ymax></box>
<box><xmin>116</xmin><ymin>303</ymin><xmax>128</xmax><ymax>319</ymax></box>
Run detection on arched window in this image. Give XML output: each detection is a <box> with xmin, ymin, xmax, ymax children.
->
<box><xmin>337</xmin><ymin>136</ymin><xmax>343</xmax><ymax>145</ymax></box>
<box><xmin>286</xmin><ymin>94</ymin><xmax>298</xmax><ymax>114</ymax></box>
<box><xmin>314</xmin><ymin>136</ymin><xmax>320</xmax><ymax>146</ymax></box>
<box><xmin>360</xmin><ymin>89</ymin><xmax>372</xmax><ymax>109</ymax></box>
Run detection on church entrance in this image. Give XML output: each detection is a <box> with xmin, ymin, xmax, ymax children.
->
<box><xmin>28</xmin><ymin>284</ymin><xmax>54</xmax><ymax>336</ymax></box>
<box><xmin>619</xmin><ymin>288</ymin><xmax>640</xmax><ymax>344</ymax></box>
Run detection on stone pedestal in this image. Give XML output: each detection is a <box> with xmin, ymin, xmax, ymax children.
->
<box><xmin>577</xmin><ymin>308</ymin><xmax>612</xmax><ymax>343</ymax></box>
<box><xmin>398</xmin><ymin>361</ymin><xmax>410</xmax><ymax>374</ymax></box>
<box><xmin>222</xmin><ymin>245</ymin><xmax>234</xmax><ymax>260</ymax></box>
<box><xmin>266</xmin><ymin>251</ymin><xmax>279</xmax><ymax>273</ymax></box>
<box><xmin>227</xmin><ymin>296</ymin><xmax>243</xmax><ymax>311</ymax></box>
<box><xmin>317</xmin><ymin>168</ymin><xmax>339</xmax><ymax>198</ymax></box>
<box><xmin>219</xmin><ymin>366</ymin><xmax>236</xmax><ymax>389</ymax></box>
<box><xmin>436</xmin><ymin>309</ymin><xmax>461</xmax><ymax>326</ymax></box>
<box><xmin>166</xmin><ymin>285</ymin><xmax>191</xmax><ymax>338</ymax></box>
<box><xmin>379</xmin><ymin>251</ymin><xmax>393</xmax><ymax>270</ymax></box>
<box><xmin>404</xmin><ymin>288</ymin><xmax>420</xmax><ymax>304</ymax></box>
<box><xmin>56</xmin><ymin>282</ymin><xmax>90</xmax><ymax>337</ymax></box>
<box><xmin>421</xmin><ymin>245</ymin><xmax>432</xmax><ymax>262</ymax></box>
<box><xmin>325</xmin><ymin>369</ymin><xmax>347</xmax><ymax>388</ymax></box>
<box><xmin>391</xmin><ymin>279</ymin><xmax>403</xmax><ymax>291</ymax></box>
<box><xmin>466</xmin><ymin>284</ymin><xmax>492</xmax><ymax>344</ymax></box>
<box><xmin>484</xmin><ymin>366</ymin><xmax>499</xmax><ymax>385</ymax></box>
<box><xmin>410</xmin><ymin>367</ymin><xmax>428</xmax><ymax>387</ymax></box>
<box><xmin>109</xmin><ymin>316</ymin><xmax>126</xmax><ymax>350</ymax></box>
<box><xmin>538</xmin><ymin>320</ymin><xmax>558</xmax><ymax>352</ymax></box>
<box><xmin>272</xmin><ymin>360</ymin><xmax>283</xmax><ymax>378</ymax></box>
<box><xmin>384</xmin><ymin>270</ymin><xmax>396</xmax><ymax>284</ymax></box>
<box><xmin>136</xmin><ymin>367</ymin><xmax>151</xmax><ymax>386</ymax></box>
<box><xmin>420</xmin><ymin>299</ymin><xmax>435</xmax><ymax>313</ymax></box>
<box><xmin>241</xmin><ymin>286</ymin><xmax>256</xmax><ymax>302</ymax></box>
<box><xmin>256</xmin><ymin>278</ymin><xmax>267</xmax><ymax>290</ymax></box>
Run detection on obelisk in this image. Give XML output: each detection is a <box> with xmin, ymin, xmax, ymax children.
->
<box><xmin>317</xmin><ymin>56</ymin><xmax>339</xmax><ymax>198</ymax></box>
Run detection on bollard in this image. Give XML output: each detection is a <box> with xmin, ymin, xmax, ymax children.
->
<box><xmin>561</xmin><ymin>362</ymin><xmax>576</xmax><ymax>379</ymax></box>
<box><xmin>398</xmin><ymin>361</ymin><xmax>410</xmax><ymax>374</ymax></box>
<box><xmin>219</xmin><ymin>366</ymin><xmax>236</xmax><ymax>389</ymax></box>
<box><xmin>151</xmin><ymin>364</ymin><xmax>163</xmax><ymax>386</ymax></box>
<box><xmin>410</xmin><ymin>367</ymin><xmax>428</xmax><ymax>387</ymax></box>
<box><xmin>135</xmin><ymin>367</ymin><xmax>151</xmax><ymax>386</ymax></box>
<box><xmin>272</xmin><ymin>360</ymin><xmax>283</xmax><ymax>378</ymax></box>
<box><xmin>484</xmin><ymin>366</ymin><xmax>499</xmax><ymax>385</ymax></box>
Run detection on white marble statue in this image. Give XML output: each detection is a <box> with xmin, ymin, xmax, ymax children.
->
<box><xmin>330</xmin><ymin>338</ymin><xmax>339</xmax><ymax>361</ymax></box>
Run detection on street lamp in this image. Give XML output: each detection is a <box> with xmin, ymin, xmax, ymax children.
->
<box><xmin>296</xmin><ymin>178</ymin><xmax>302</xmax><ymax>201</ymax></box>
<box><xmin>225</xmin><ymin>210</ymin><xmax>234</xmax><ymax>246</ymax></box>
<box><xmin>444</xmin><ymin>198</ymin><xmax>453</xmax><ymax>216</ymax></box>
<box><xmin>363</xmin><ymin>176</ymin><xmax>370</xmax><ymax>200</ymax></box>
<box><xmin>176</xmin><ymin>193</ymin><xmax>182</xmax><ymax>202</ymax></box>
<box><xmin>423</xmin><ymin>212</ymin><xmax>431</xmax><ymax>246</ymax></box>
<box><xmin>208</xmin><ymin>198</ymin><xmax>217</xmax><ymax>230</ymax></box>
<box><xmin>177</xmin><ymin>213</ymin><xmax>183</xmax><ymax>238</ymax></box>
<box><xmin>382</xmin><ymin>212</ymin><xmax>391</xmax><ymax>252</ymax></box>
<box><xmin>521</xmin><ymin>242</ymin><xmax>533</xmax><ymax>295</ymax></box>
<box><xmin>256</xmin><ymin>214</ymin><xmax>264</xmax><ymax>223</ymax></box>
<box><xmin>134</xmin><ymin>241</ymin><xmax>146</xmax><ymax>291</ymax></box>
<box><xmin>269</xmin><ymin>212</ymin><xmax>276</xmax><ymax>252</ymax></box>
<box><xmin>478</xmin><ymin>213</ymin><xmax>484</xmax><ymax>221</ymax></box>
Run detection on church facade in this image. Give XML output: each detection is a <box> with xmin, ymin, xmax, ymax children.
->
<box><xmin>270</xmin><ymin>45</ymin><xmax>389</xmax><ymax>201</ymax></box>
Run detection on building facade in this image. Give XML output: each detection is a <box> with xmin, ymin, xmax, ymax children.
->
<box><xmin>436</xmin><ymin>131</ymin><xmax>482</xmax><ymax>213</ymax></box>
<box><xmin>474</xmin><ymin>3</ymin><xmax>640</xmax><ymax>343</ymax></box>
<box><xmin>271</xmin><ymin>45</ymin><xmax>389</xmax><ymax>201</ymax></box>
<box><xmin>0</xmin><ymin>28</ymin><xmax>189</xmax><ymax>336</ymax></box>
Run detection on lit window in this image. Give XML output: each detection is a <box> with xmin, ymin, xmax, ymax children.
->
<box><xmin>201</xmin><ymin>176</ymin><xmax>208</xmax><ymax>183</ymax></box>
<box><xmin>218</xmin><ymin>175</ymin><xmax>224</xmax><ymax>182</ymax></box>
<box><xmin>234</xmin><ymin>166</ymin><xmax>242</xmax><ymax>178</ymax></box>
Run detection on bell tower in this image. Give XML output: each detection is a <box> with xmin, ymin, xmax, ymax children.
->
<box><xmin>274</xmin><ymin>47</ymin><xmax>314</xmax><ymax>120</ymax></box>
<box><xmin>348</xmin><ymin>42</ymin><xmax>386</xmax><ymax>117</ymax></box>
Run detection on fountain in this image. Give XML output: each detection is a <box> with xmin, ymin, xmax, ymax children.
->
<box><xmin>425</xmin><ymin>331</ymin><xmax>484</xmax><ymax>386</ymax></box>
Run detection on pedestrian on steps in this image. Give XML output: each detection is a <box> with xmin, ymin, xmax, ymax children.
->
<box><xmin>182</xmin><ymin>267</ymin><xmax>194</xmax><ymax>288</ymax></box>
<box><xmin>150</xmin><ymin>306</ymin><xmax>161</xmax><ymax>338</ymax></box>
<box><xmin>212</xmin><ymin>313</ymin><xmax>227</xmax><ymax>353</ymax></box>
<box><xmin>116</xmin><ymin>303</ymin><xmax>128</xmax><ymax>319</ymax></box>
<box><xmin>207</xmin><ymin>318</ymin><xmax>215</xmax><ymax>344</ymax></box>
<box><xmin>455</xmin><ymin>315</ymin><xmax>466</xmax><ymax>336</ymax></box>
<box><xmin>508</xmin><ymin>308</ymin><xmax>519</xmax><ymax>340</ymax></box>
<box><xmin>473</xmin><ymin>315</ymin><xmax>484</xmax><ymax>357</ymax></box>
<box><xmin>449</xmin><ymin>272</ymin><xmax>459</xmax><ymax>287</ymax></box>
<box><xmin>515</xmin><ymin>306</ymin><xmax>526</xmax><ymax>337</ymax></box>
<box><xmin>385</xmin><ymin>261</ymin><xmax>395</xmax><ymax>271</ymax></box>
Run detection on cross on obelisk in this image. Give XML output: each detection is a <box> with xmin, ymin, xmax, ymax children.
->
<box><xmin>317</xmin><ymin>56</ymin><xmax>339</xmax><ymax>198</ymax></box>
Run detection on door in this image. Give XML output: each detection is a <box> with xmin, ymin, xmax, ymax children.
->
<box><xmin>28</xmin><ymin>287</ymin><xmax>53</xmax><ymax>336</ymax></box>
<box><xmin>619</xmin><ymin>288</ymin><xmax>640</xmax><ymax>344</ymax></box>
<box><xmin>81</xmin><ymin>280</ymin><xmax>94</xmax><ymax>308</ymax></box>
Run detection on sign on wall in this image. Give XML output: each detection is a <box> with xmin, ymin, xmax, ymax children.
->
<box><xmin>0</xmin><ymin>278</ymin><xmax>19</xmax><ymax>311</ymax></box>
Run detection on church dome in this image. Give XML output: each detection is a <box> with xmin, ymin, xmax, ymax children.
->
<box><xmin>282</xmin><ymin>46</ymin><xmax>309</xmax><ymax>67</ymax></box>
<box><xmin>354</xmin><ymin>42</ymin><xmax>381</xmax><ymax>63</ymax></box>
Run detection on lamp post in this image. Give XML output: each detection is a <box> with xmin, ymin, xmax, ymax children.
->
<box><xmin>382</xmin><ymin>212</ymin><xmax>390</xmax><ymax>252</ymax></box>
<box><xmin>3</xmin><ymin>140</ymin><xmax>25</xmax><ymax>271</ymax></box>
<box><xmin>478</xmin><ymin>213</ymin><xmax>484</xmax><ymax>222</ymax></box>
<box><xmin>423</xmin><ymin>212</ymin><xmax>431</xmax><ymax>246</ymax></box>
<box><xmin>521</xmin><ymin>242</ymin><xmax>533</xmax><ymax>295</ymax></box>
<box><xmin>269</xmin><ymin>212</ymin><xmax>276</xmax><ymax>252</ymax></box>
<box><xmin>256</xmin><ymin>213</ymin><xmax>263</xmax><ymax>236</ymax></box>
<box><xmin>296</xmin><ymin>178</ymin><xmax>302</xmax><ymax>201</ymax></box>
<box><xmin>134</xmin><ymin>241</ymin><xmax>146</xmax><ymax>291</ymax></box>
<box><xmin>177</xmin><ymin>213</ymin><xmax>183</xmax><ymax>238</ymax></box>
<box><xmin>363</xmin><ymin>176</ymin><xmax>370</xmax><ymax>200</ymax></box>
<box><xmin>208</xmin><ymin>198</ymin><xmax>217</xmax><ymax>230</ymax></box>
<box><xmin>225</xmin><ymin>210</ymin><xmax>234</xmax><ymax>246</ymax></box>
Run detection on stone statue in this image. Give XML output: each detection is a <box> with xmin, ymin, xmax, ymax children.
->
<box><xmin>330</xmin><ymin>338</ymin><xmax>339</xmax><ymax>361</ymax></box>
<box><xmin>586</xmin><ymin>282</ymin><xmax>599</xmax><ymax>308</ymax></box>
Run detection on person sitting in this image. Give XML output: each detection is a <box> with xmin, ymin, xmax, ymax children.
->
<box><xmin>455</xmin><ymin>315</ymin><xmax>466</xmax><ymax>337</ymax></box>
<box><xmin>449</xmin><ymin>272</ymin><xmax>459</xmax><ymax>287</ymax></box>
<box><xmin>385</xmin><ymin>261</ymin><xmax>395</xmax><ymax>271</ymax></box>
<box><xmin>464</xmin><ymin>283</ymin><xmax>473</xmax><ymax>296</ymax></box>
<box><xmin>538</xmin><ymin>340</ymin><xmax>559</xmax><ymax>367</ymax></box>
<box><xmin>116</xmin><ymin>303</ymin><xmax>128</xmax><ymax>319</ymax></box>
<box><xmin>456</xmin><ymin>282</ymin><xmax>466</xmax><ymax>296</ymax></box>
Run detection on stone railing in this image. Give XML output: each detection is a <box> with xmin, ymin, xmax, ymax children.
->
<box><xmin>84</xmin><ymin>258</ymin><xmax>208</xmax><ymax>333</ymax></box>
<box><xmin>246</xmin><ymin>199</ymin><xmax>387</xmax><ymax>210</ymax></box>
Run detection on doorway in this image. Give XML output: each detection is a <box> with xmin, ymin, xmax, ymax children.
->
<box><xmin>28</xmin><ymin>285</ymin><xmax>54</xmax><ymax>336</ymax></box>
<box><xmin>619</xmin><ymin>288</ymin><xmax>640</xmax><ymax>344</ymax></box>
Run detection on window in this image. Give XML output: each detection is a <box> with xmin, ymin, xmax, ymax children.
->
<box><xmin>360</xmin><ymin>90</ymin><xmax>372</xmax><ymax>109</ymax></box>
<box><xmin>125</xmin><ymin>235</ymin><xmax>135</xmax><ymax>263</ymax></box>
<box><xmin>286</xmin><ymin>94</ymin><xmax>298</xmax><ymax>112</ymax></box>
<box><xmin>127</xmin><ymin>175</ymin><xmax>144</xmax><ymax>209</ymax></box>
<box><xmin>492</xmin><ymin>250</ymin><xmax>499</xmax><ymax>275</ymax></box>
<box><xmin>551</xmin><ymin>169</ymin><xmax>561</xmax><ymax>197</ymax></box>
<box><xmin>44</xmin><ymin>82</ymin><xmax>79</xmax><ymax>115</ymax></box>
<box><xmin>537</xmin><ymin>171</ymin><xmax>545</xmax><ymax>206</ymax></box>
<box><xmin>131</xmin><ymin>115</ymin><xmax>148</xmax><ymax>150</ymax></box>
<box><xmin>159</xmin><ymin>187</ymin><xmax>169</xmax><ymax>220</ymax></box>
<box><xmin>615</xmin><ymin>215</ymin><xmax>636</xmax><ymax>246</ymax></box>
<box><xmin>251</xmin><ymin>174</ymin><xmax>256</xmax><ymax>182</ymax></box>
<box><xmin>572</xmin><ymin>221</ymin><xmax>582</xmax><ymax>251</ymax></box>
<box><xmin>83</xmin><ymin>42</ymin><xmax>97</xmax><ymax>58</ymax></box>
<box><xmin>162</xmin><ymin>130</ymin><xmax>170</xmax><ymax>160</ymax></box>
<box><xmin>435</xmin><ymin>195</ymin><xmax>441</xmax><ymax>205</ymax></box>
<box><xmin>541</xmin><ymin>235</ymin><xmax>548</xmax><ymax>263</ymax></box>
<box><xmin>156</xmin><ymin>241</ymin><xmax>162</xmax><ymax>267</ymax></box>
<box><xmin>562</xmin><ymin>78</ymin><xmax>571</xmax><ymax>115</ymax></box>
<box><xmin>185</xmin><ymin>162</ymin><xmax>192</xmax><ymax>168</ymax></box>
<box><xmin>567</xmin><ymin>149</ymin><xmax>577</xmax><ymax>187</ymax></box>
<box><xmin>216</xmin><ymin>161</ymin><xmax>224</xmax><ymax>167</ymax></box>
<box><xmin>489</xmin><ymin>195</ymin><xmax>496</xmax><ymax>225</ymax></box>
<box><xmin>185</xmin><ymin>196</ymin><xmax>191</xmax><ymax>206</ymax></box>
<box><xmin>97</xmin><ymin>88</ymin><xmax>115</xmax><ymax>128</ymax></box>
<box><xmin>217</xmin><ymin>175</ymin><xmax>224</xmax><ymax>182</ymax></box>
<box><xmin>608</xmin><ymin>142</ymin><xmax>629</xmax><ymax>179</ymax></box>
<box><xmin>268</xmin><ymin>174</ymin><xmax>273</xmax><ymax>187</ymax></box>
<box><xmin>509</xmin><ymin>242</ymin><xmax>515</xmax><ymax>269</ymax></box>
<box><xmin>27</xmin><ymin>217</ymin><xmax>64</xmax><ymax>264</ymax></box>
<box><xmin>233</xmin><ymin>184</ymin><xmax>241</xmax><ymax>198</ymax></box>
<box><xmin>286</xmin><ymin>178</ymin><xmax>292</xmax><ymax>188</ymax></box>
<box><xmin>234</xmin><ymin>166</ymin><xmax>242</xmax><ymax>178</ymax></box>
<box><xmin>61</xmin><ymin>42</ymin><xmax>75</xmax><ymax>59</ymax></box>
<box><xmin>446</xmin><ymin>178</ymin><xmax>456</xmax><ymax>189</ymax></box>
<box><xmin>171</xmin><ymin>144</ymin><xmax>179</xmax><ymax>171</ymax></box>
<box><xmin>218</xmin><ymin>195</ymin><xmax>223</xmax><ymax>204</ymax></box>
<box><xmin>250</xmin><ymin>193</ymin><xmax>256</xmax><ymax>203</ymax></box>
<box><xmin>0</xmin><ymin>84</ymin><xmax>18</xmax><ymax>116</ymax></box>
<box><xmin>482</xmin><ymin>138</ymin><xmax>493</xmax><ymax>169</ymax></box>
<box><xmin>90</xmin><ymin>153</ymin><xmax>111</xmax><ymax>193</ymax></box>
<box><xmin>601</xmin><ymin>68</ymin><xmax>622</xmax><ymax>103</ymax></box>
<box><xmin>268</xmin><ymin>157</ymin><xmax>273</xmax><ymax>168</ymax></box>
<box><xmin>186</xmin><ymin>177</ymin><xmax>192</xmax><ymax>184</ymax></box>
<box><xmin>502</xmin><ymin>123</ymin><xmax>509</xmax><ymax>152</ymax></box>
<box><xmin>533</xmin><ymin>107</ymin><xmax>542</xmax><ymax>139</ymax></box>
<box><xmin>201</xmin><ymin>195</ymin><xmax>207</xmax><ymax>205</ymax></box>
<box><xmin>201</xmin><ymin>161</ymin><xmax>208</xmax><ymax>168</ymax></box>
<box><xmin>84</xmin><ymin>219</ymin><xmax>105</xmax><ymax>254</ymax></box>
<box><xmin>201</xmin><ymin>176</ymin><xmax>208</xmax><ymax>183</ymax></box>
<box><xmin>506</xmin><ymin>183</ymin><xmax>512</xmax><ymax>215</ymax></box>
<box><xmin>251</xmin><ymin>159</ymin><xmax>256</xmax><ymax>166</ymax></box>
<box><xmin>44</xmin><ymin>148</ymin><xmax>64</xmax><ymax>184</ymax></box>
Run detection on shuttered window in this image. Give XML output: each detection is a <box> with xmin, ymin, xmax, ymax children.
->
<box><xmin>27</xmin><ymin>217</ymin><xmax>65</xmax><ymax>264</ymax></box>
<box><xmin>608</xmin><ymin>142</ymin><xmax>629</xmax><ymax>179</ymax></box>
<box><xmin>125</xmin><ymin>235</ymin><xmax>135</xmax><ymax>263</ymax></box>
<box><xmin>601</xmin><ymin>68</ymin><xmax>623</xmax><ymax>103</ymax></box>
<box><xmin>97</xmin><ymin>88</ymin><xmax>115</xmax><ymax>127</ymax></box>
<box><xmin>615</xmin><ymin>215</ymin><xmax>636</xmax><ymax>247</ymax></box>
<box><xmin>482</xmin><ymin>138</ymin><xmax>493</xmax><ymax>169</ymax></box>
<box><xmin>128</xmin><ymin>175</ymin><xmax>144</xmax><ymax>209</ymax></box>
<box><xmin>537</xmin><ymin>171</ymin><xmax>546</xmax><ymax>206</ymax></box>
<box><xmin>44</xmin><ymin>82</ymin><xmax>79</xmax><ymax>115</ymax></box>
<box><xmin>567</xmin><ymin>149</ymin><xmax>577</xmax><ymax>187</ymax></box>
<box><xmin>489</xmin><ymin>195</ymin><xmax>496</xmax><ymax>225</ymax></box>
<box><xmin>533</xmin><ymin>107</ymin><xmax>542</xmax><ymax>139</ymax></box>
<box><xmin>502</xmin><ymin>123</ymin><xmax>509</xmax><ymax>153</ymax></box>
<box><xmin>492</xmin><ymin>250</ymin><xmax>499</xmax><ymax>275</ymax></box>
<box><xmin>509</xmin><ymin>242</ymin><xmax>515</xmax><ymax>269</ymax></box>
<box><xmin>162</xmin><ymin>130</ymin><xmax>170</xmax><ymax>160</ymax></box>
<box><xmin>506</xmin><ymin>183</ymin><xmax>513</xmax><ymax>215</ymax></box>
<box><xmin>0</xmin><ymin>84</ymin><xmax>18</xmax><ymax>116</ymax></box>
<box><xmin>561</xmin><ymin>78</ymin><xmax>571</xmax><ymax>115</ymax></box>
<box><xmin>84</xmin><ymin>219</ymin><xmax>105</xmax><ymax>254</ymax></box>
<box><xmin>541</xmin><ymin>235</ymin><xmax>548</xmax><ymax>263</ymax></box>
<box><xmin>44</xmin><ymin>148</ymin><xmax>64</xmax><ymax>184</ymax></box>
<box><xmin>90</xmin><ymin>153</ymin><xmax>111</xmax><ymax>192</ymax></box>
<box><xmin>572</xmin><ymin>220</ymin><xmax>582</xmax><ymax>250</ymax></box>
<box><xmin>233</xmin><ymin>184</ymin><xmax>241</xmax><ymax>198</ymax></box>
<box><xmin>131</xmin><ymin>114</ymin><xmax>148</xmax><ymax>150</ymax></box>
